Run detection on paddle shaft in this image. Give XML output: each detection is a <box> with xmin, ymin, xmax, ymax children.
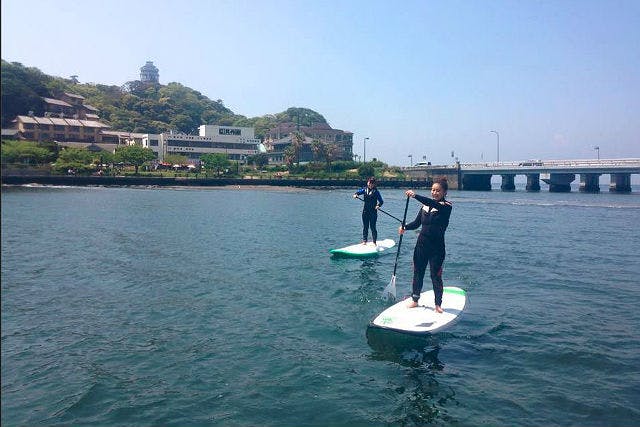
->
<box><xmin>392</xmin><ymin>196</ymin><xmax>411</xmax><ymax>277</ymax></box>
<box><xmin>355</xmin><ymin>196</ymin><xmax>403</xmax><ymax>223</ymax></box>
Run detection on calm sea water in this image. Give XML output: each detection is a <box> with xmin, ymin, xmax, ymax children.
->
<box><xmin>2</xmin><ymin>184</ymin><xmax>640</xmax><ymax>426</ymax></box>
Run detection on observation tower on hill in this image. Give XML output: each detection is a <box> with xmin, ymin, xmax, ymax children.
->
<box><xmin>140</xmin><ymin>61</ymin><xmax>159</xmax><ymax>83</ymax></box>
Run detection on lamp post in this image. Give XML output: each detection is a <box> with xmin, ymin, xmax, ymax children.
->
<box><xmin>363</xmin><ymin>137</ymin><xmax>370</xmax><ymax>163</ymax></box>
<box><xmin>594</xmin><ymin>146</ymin><xmax>600</xmax><ymax>160</ymax></box>
<box><xmin>408</xmin><ymin>154</ymin><xmax>413</xmax><ymax>166</ymax></box>
<box><xmin>490</xmin><ymin>130</ymin><xmax>500</xmax><ymax>163</ymax></box>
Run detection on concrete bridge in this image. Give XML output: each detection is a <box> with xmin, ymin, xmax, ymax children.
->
<box><xmin>402</xmin><ymin>158</ymin><xmax>640</xmax><ymax>192</ymax></box>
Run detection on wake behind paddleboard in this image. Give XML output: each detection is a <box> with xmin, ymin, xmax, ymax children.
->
<box><xmin>369</xmin><ymin>286</ymin><xmax>467</xmax><ymax>335</ymax></box>
<box><xmin>330</xmin><ymin>239</ymin><xmax>395</xmax><ymax>258</ymax></box>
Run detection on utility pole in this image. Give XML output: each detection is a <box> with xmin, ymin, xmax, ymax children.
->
<box><xmin>490</xmin><ymin>130</ymin><xmax>500</xmax><ymax>163</ymax></box>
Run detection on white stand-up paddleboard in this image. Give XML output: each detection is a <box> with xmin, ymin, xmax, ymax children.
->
<box><xmin>370</xmin><ymin>286</ymin><xmax>467</xmax><ymax>335</ymax></box>
<box><xmin>330</xmin><ymin>239</ymin><xmax>395</xmax><ymax>258</ymax></box>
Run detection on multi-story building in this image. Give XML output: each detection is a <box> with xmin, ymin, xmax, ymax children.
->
<box><xmin>42</xmin><ymin>92</ymin><xmax>100</xmax><ymax>120</ymax></box>
<box><xmin>263</xmin><ymin>122</ymin><xmax>353</xmax><ymax>164</ymax></box>
<box><xmin>142</xmin><ymin>125</ymin><xmax>263</xmax><ymax>162</ymax></box>
<box><xmin>12</xmin><ymin>114</ymin><xmax>110</xmax><ymax>143</ymax></box>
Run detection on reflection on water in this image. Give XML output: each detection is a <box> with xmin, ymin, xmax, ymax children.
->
<box><xmin>366</xmin><ymin>326</ymin><xmax>443</xmax><ymax>369</ymax></box>
<box><xmin>366</xmin><ymin>327</ymin><xmax>459</xmax><ymax>424</ymax></box>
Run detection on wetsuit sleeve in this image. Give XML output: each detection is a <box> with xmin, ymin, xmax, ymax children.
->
<box><xmin>415</xmin><ymin>194</ymin><xmax>452</xmax><ymax>216</ymax></box>
<box><xmin>354</xmin><ymin>187</ymin><xmax>365</xmax><ymax>196</ymax></box>
<box><xmin>414</xmin><ymin>194</ymin><xmax>439</xmax><ymax>209</ymax></box>
<box><xmin>376</xmin><ymin>190</ymin><xmax>384</xmax><ymax>207</ymax></box>
<box><xmin>403</xmin><ymin>209</ymin><xmax>422</xmax><ymax>230</ymax></box>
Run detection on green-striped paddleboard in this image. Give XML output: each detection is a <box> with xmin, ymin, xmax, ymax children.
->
<box><xmin>370</xmin><ymin>286</ymin><xmax>467</xmax><ymax>335</ymax></box>
<box><xmin>330</xmin><ymin>239</ymin><xmax>395</xmax><ymax>258</ymax></box>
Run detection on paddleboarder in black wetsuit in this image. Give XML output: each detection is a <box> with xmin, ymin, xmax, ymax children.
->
<box><xmin>399</xmin><ymin>177</ymin><xmax>452</xmax><ymax>313</ymax></box>
<box><xmin>353</xmin><ymin>177</ymin><xmax>384</xmax><ymax>245</ymax></box>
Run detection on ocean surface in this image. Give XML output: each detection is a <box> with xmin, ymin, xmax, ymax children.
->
<box><xmin>2</xmin><ymin>184</ymin><xmax>639</xmax><ymax>426</ymax></box>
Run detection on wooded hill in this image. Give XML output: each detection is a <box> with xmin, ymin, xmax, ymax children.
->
<box><xmin>0</xmin><ymin>60</ymin><xmax>329</xmax><ymax>139</ymax></box>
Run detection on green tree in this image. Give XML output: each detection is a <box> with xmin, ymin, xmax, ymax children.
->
<box><xmin>200</xmin><ymin>153</ymin><xmax>230</xmax><ymax>175</ymax></box>
<box><xmin>311</xmin><ymin>140</ymin><xmax>340</xmax><ymax>171</ymax></box>
<box><xmin>164</xmin><ymin>154</ymin><xmax>189</xmax><ymax>165</ymax></box>
<box><xmin>53</xmin><ymin>147</ymin><xmax>98</xmax><ymax>174</ymax></box>
<box><xmin>311</xmin><ymin>140</ymin><xmax>327</xmax><ymax>162</ymax></box>
<box><xmin>1</xmin><ymin>61</ymin><xmax>49</xmax><ymax>126</ymax></box>
<box><xmin>247</xmin><ymin>153</ymin><xmax>269</xmax><ymax>170</ymax></box>
<box><xmin>325</xmin><ymin>143</ymin><xmax>340</xmax><ymax>171</ymax></box>
<box><xmin>358</xmin><ymin>163</ymin><xmax>375</xmax><ymax>179</ymax></box>
<box><xmin>93</xmin><ymin>151</ymin><xmax>115</xmax><ymax>167</ymax></box>
<box><xmin>114</xmin><ymin>145</ymin><xmax>156</xmax><ymax>174</ymax></box>
<box><xmin>278</xmin><ymin>107</ymin><xmax>327</xmax><ymax>127</ymax></box>
<box><xmin>291</xmin><ymin>132</ymin><xmax>305</xmax><ymax>166</ymax></box>
<box><xmin>284</xmin><ymin>146</ymin><xmax>296</xmax><ymax>168</ymax></box>
<box><xmin>1</xmin><ymin>140</ymin><xmax>54</xmax><ymax>165</ymax></box>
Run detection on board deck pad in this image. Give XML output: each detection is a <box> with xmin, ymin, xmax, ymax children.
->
<box><xmin>329</xmin><ymin>238</ymin><xmax>395</xmax><ymax>258</ymax></box>
<box><xmin>370</xmin><ymin>286</ymin><xmax>467</xmax><ymax>334</ymax></box>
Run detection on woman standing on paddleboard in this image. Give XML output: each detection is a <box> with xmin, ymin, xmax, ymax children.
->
<box><xmin>399</xmin><ymin>177</ymin><xmax>452</xmax><ymax>313</ymax></box>
<box><xmin>353</xmin><ymin>177</ymin><xmax>384</xmax><ymax>245</ymax></box>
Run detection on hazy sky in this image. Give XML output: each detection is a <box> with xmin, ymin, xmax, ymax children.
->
<box><xmin>2</xmin><ymin>0</ymin><xmax>639</xmax><ymax>166</ymax></box>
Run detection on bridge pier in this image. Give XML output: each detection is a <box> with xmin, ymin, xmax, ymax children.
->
<box><xmin>462</xmin><ymin>174</ymin><xmax>492</xmax><ymax>191</ymax></box>
<box><xmin>609</xmin><ymin>173</ymin><xmax>632</xmax><ymax>193</ymax></box>
<box><xmin>526</xmin><ymin>174</ymin><xmax>541</xmax><ymax>192</ymax></box>
<box><xmin>579</xmin><ymin>173</ymin><xmax>601</xmax><ymax>193</ymax></box>
<box><xmin>500</xmin><ymin>174</ymin><xmax>516</xmax><ymax>191</ymax></box>
<box><xmin>403</xmin><ymin>159</ymin><xmax>638</xmax><ymax>192</ymax></box>
<box><xmin>542</xmin><ymin>173</ymin><xmax>575</xmax><ymax>192</ymax></box>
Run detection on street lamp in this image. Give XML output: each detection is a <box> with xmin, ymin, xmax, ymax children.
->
<box><xmin>594</xmin><ymin>146</ymin><xmax>600</xmax><ymax>160</ymax></box>
<box><xmin>490</xmin><ymin>130</ymin><xmax>500</xmax><ymax>163</ymax></box>
<box><xmin>408</xmin><ymin>154</ymin><xmax>413</xmax><ymax>166</ymax></box>
<box><xmin>363</xmin><ymin>137</ymin><xmax>370</xmax><ymax>163</ymax></box>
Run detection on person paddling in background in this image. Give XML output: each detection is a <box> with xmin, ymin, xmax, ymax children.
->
<box><xmin>399</xmin><ymin>177</ymin><xmax>452</xmax><ymax>312</ymax></box>
<box><xmin>353</xmin><ymin>177</ymin><xmax>384</xmax><ymax>245</ymax></box>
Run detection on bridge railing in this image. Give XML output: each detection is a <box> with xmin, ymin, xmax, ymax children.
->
<box><xmin>397</xmin><ymin>158</ymin><xmax>640</xmax><ymax>172</ymax></box>
<box><xmin>457</xmin><ymin>158</ymin><xmax>640</xmax><ymax>169</ymax></box>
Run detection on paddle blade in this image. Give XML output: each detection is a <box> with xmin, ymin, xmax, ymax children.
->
<box><xmin>383</xmin><ymin>275</ymin><xmax>397</xmax><ymax>301</ymax></box>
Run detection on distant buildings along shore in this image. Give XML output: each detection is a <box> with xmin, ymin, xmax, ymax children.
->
<box><xmin>2</xmin><ymin>61</ymin><xmax>354</xmax><ymax>166</ymax></box>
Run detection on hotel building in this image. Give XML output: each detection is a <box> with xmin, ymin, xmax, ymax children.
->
<box><xmin>263</xmin><ymin>122</ymin><xmax>353</xmax><ymax>164</ymax></box>
<box><xmin>142</xmin><ymin>125</ymin><xmax>263</xmax><ymax>162</ymax></box>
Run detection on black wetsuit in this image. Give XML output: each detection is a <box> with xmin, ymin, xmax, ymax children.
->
<box><xmin>354</xmin><ymin>187</ymin><xmax>384</xmax><ymax>243</ymax></box>
<box><xmin>403</xmin><ymin>194</ymin><xmax>452</xmax><ymax>305</ymax></box>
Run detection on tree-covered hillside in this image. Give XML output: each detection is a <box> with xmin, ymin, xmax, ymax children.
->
<box><xmin>1</xmin><ymin>60</ymin><xmax>328</xmax><ymax>139</ymax></box>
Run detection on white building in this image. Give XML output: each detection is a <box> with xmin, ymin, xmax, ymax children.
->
<box><xmin>142</xmin><ymin>125</ymin><xmax>262</xmax><ymax>162</ymax></box>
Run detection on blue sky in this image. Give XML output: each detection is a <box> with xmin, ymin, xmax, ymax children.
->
<box><xmin>2</xmin><ymin>0</ymin><xmax>639</xmax><ymax>166</ymax></box>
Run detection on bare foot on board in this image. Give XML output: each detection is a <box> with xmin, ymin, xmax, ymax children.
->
<box><xmin>435</xmin><ymin>305</ymin><xmax>444</xmax><ymax>313</ymax></box>
<box><xmin>406</xmin><ymin>300</ymin><xmax>418</xmax><ymax>308</ymax></box>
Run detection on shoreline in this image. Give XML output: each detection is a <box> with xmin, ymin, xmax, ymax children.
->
<box><xmin>0</xmin><ymin>175</ymin><xmax>431</xmax><ymax>189</ymax></box>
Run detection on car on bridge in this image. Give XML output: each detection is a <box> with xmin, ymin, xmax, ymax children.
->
<box><xmin>519</xmin><ymin>160</ymin><xmax>543</xmax><ymax>166</ymax></box>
